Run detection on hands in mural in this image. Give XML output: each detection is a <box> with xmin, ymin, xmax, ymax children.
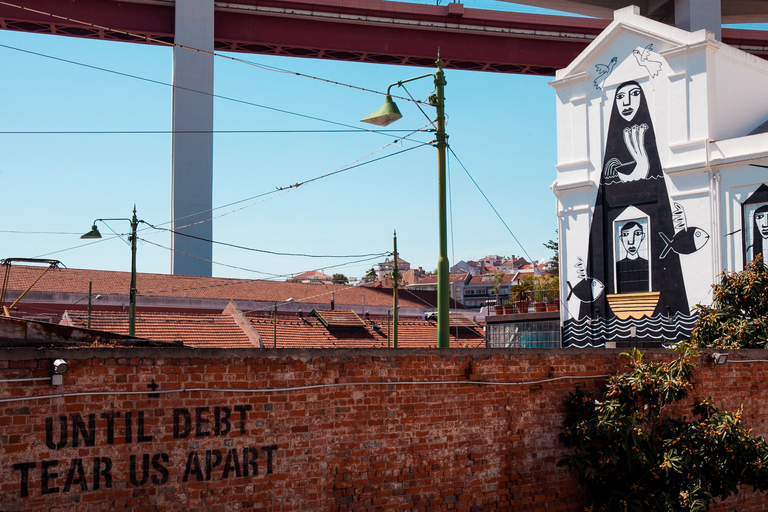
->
<box><xmin>620</xmin><ymin>123</ymin><xmax>650</xmax><ymax>182</ymax></box>
<box><xmin>619</xmin><ymin>123</ymin><xmax>651</xmax><ymax>182</ymax></box>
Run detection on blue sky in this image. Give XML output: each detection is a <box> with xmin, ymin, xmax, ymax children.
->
<box><xmin>0</xmin><ymin>2</ymin><xmax>763</xmax><ymax>280</ymax></box>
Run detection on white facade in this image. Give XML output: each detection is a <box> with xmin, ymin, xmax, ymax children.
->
<box><xmin>551</xmin><ymin>6</ymin><xmax>768</xmax><ymax>347</ymax></box>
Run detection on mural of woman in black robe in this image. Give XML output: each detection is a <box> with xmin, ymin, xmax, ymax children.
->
<box><xmin>742</xmin><ymin>184</ymin><xmax>768</xmax><ymax>268</ymax></box>
<box><xmin>577</xmin><ymin>81</ymin><xmax>689</xmax><ymax>335</ymax></box>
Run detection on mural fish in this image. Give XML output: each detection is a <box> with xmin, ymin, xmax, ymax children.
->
<box><xmin>659</xmin><ymin>203</ymin><xmax>710</xmax><ymax>258</ymax></box>
<box><xmin>567</xmin><ymin>257</ymin><xmax>605</xmax><ymax>302</ymax></box>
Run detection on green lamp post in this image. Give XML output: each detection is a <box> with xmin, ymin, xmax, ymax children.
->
<box><xmin>361</xmin><ymin>54</ymin><xmax>450</xmax><ymax>348</ymax></box>
<box><xmin>81</xmin><ymin>206</ymin><xmax>143</xmax><ymax>337</ymax></box>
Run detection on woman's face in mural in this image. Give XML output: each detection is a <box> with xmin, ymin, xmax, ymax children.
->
<box><xmin>616</xmin><ymin>84</ymin><xmax>642</xmax><ymax>122</ymax></box>
<box><xmin>757</xmin><ymin>209</ymin><xmax>768</xmax><ymax>239</ymax></box>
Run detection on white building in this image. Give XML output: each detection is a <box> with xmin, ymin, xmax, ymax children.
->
<box><xmin>551</xmin><ymin>6</ymin><xmax>768</xmax><ymax>347</ymax></box>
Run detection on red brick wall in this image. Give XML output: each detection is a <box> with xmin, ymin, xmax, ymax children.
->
<box><xmin>0</xmin><ymin>348</ymin><xmax>767</xmax><ymax>511</ymax></box>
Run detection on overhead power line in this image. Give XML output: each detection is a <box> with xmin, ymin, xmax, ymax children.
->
<box><xmin>448</xmin><ymin>147</ymin><xmax>534</xmax><ymax>263</ymax></box>
<box><xmin>0</xmin><ymin>4</ymin><xmax>426</xmax><ymax>104</ymax></box>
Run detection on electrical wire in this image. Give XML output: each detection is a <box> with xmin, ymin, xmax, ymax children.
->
<box><xmin>448</xmin><ymin>147</ymin><xmax>534</xmax><ymax>263</ymax></box>
<box><xmin>0</xmin><ymin>43</ymin><xmax>425</xmax><ymax>137</ymax></box>
<box><xmin>0</xmin><ymin>374</ymin><xmax>610</xmax><ymax>404</ymax></box>
<box><xmin>0</xmin><ymin>129</ymin><xmax>419</xmax><ymax>135</ymax></box>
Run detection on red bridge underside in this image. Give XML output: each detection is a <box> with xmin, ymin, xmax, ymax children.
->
<box><xmin>1</xmin><ymin>0</ymin><xmax>767</xmax><ymax>75</ymax></box>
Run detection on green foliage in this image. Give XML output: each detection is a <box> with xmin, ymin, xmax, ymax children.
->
<box><xmin>331</xmin><ymin>273</ymin><xmax>349</xmax><ymax>285</ymax></box>
<box><xmin>690</xmin><ymin>255</ymin><xmax>768</xmax><ymax>349</ymax></box>
<box><xmin>510</xmin><ymin>275</ymin><xmax>534</xmax><ymax>301</ymax></box>
<box><xmin>544</xmin><ymin>232</ymin><xmax>559</xmax><ymax>275</ymax></box>
<box><xmin>559</xmin><ymin>344</ymin><xmax>768</xmax><ymax>512</ymax></box>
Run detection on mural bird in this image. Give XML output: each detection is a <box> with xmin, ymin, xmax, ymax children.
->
<box><xmin>567</xmin><ymin>258</ymin><xmax>605</xmax><ymax>302</ymax></box>
<box><xmin>659</xmin><ymin>203</ymin><xmax>710</xmax><ymax>258</ymax></box>
<box><xmin>593</xmin><ymin>57</ymin><xmax>617</xmax><ymax>90</ymax></box>
<box><xmin>633</xmin><ymin>44</ymin><xmax>662</xmax><ymax>78</ymax></box>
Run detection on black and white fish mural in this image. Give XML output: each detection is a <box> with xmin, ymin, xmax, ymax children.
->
<box><xmin>658</xmin><ymin>203</ymin><xmax>710</xmax><ymax>258</ymax></box>
<box><xmin>567</xmin><ymin>257</ymin><xmax>605</xmax><ymax>302</ymax></box>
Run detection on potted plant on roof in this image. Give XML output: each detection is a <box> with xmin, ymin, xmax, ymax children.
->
<box><xmin>510</xmin><ymin>276</ymin><xmax>533</xmax><ymax>314</ymax></box>
<box><xmin>503</xmin><ymin>300</ymin><xmax>514</xmax><ymax>315</ymax></box>
<box><xmin>532</xmin><ymin>277</ymin><xmax>548</xmax><ymax>312</ymax></box>
<box><xmin>546</xmin><ymin>275</ymin><xmax>560</xmax><ymax>312</ymax></box>
<box><xmin>491</xmin><ymin>272</ymin><xmax>505</xmax><ymax>315</ymax></box>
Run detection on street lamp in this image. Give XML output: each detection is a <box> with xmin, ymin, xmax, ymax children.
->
<box><xmin>81</xmin><ymin>206</ymin><xmax>144</xmax><ymax>337</ymax></box>
<box><xmin>361</xmin><ymin>53</ymin><xmax>450</xmax><ymax>348</ymax></box>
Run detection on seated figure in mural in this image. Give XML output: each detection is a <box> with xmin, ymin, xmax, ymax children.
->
<box><xmin>750</xmin><ymin>204</ymin><xmax>768</xmax><ymax>266</ymax></box>
<box><xmin>577</xmin><ymin>80</ymin><xmax>689</xmax><ymax>328</ymax></box>
<box><xmin>616</xmin><ymin>221</ymin><xmax>649</xmax><ymax>293</ymax></box>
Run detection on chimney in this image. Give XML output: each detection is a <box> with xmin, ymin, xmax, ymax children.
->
<box><xmin>330</xmin><ymin>292</ymin><xmax>335</xmax><ymax>311</ymax></box>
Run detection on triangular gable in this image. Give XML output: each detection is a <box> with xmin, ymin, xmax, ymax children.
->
<box><xmin>554</xmin><ymin>6</ymin><xmax>709</xmax><ymax>84</ymax></box>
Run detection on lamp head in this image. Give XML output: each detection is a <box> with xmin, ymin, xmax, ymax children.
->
<box><xmin>712</xmin><ymin>352</ymin><xmax>729</xmax><ymax>365</ymax></box>
<box><xmin>361</xmin><ymin>95</ymin><xmax>403</xmax><ymax>127</ymax></box>
<box><xmin>81</xmin><ymin>225</ymin><xmax>102</xmax><ymax>239</ymax></box>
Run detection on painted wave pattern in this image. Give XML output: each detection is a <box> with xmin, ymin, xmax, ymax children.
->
<box><xmin>563</xmin><ymin>312</ymin><xmax>698</xmax><ymax>348</ymax></box>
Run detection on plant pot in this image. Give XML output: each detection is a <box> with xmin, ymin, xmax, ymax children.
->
<box><xmin>546</xmin><ymin>303</ymin><xmax>560</xmax><ymax>312</ymax></box>
<box><xmin>494</xmin><ymin>305</ymin><xmax>504</xmax><ymax>315</ymax></box>
<box><xmin>514</xmin><ymin>300</ymin><xmax>530</xmax><ymax>314</ymax></box>
<box><xmin>503</xmin><ymin>305</ymin><xmax>514</xmax><ymax>315</ymax></box>
<box><xmin>533</xmin><ymin>302</ymin><xmax>546</xmax><ymax>313</ymax></box>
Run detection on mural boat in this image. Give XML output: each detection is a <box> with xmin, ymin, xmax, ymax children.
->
<box><xmin>606</xmin><ymin>292</ymin><xmax>660</xmax><ymax>320</ymax></box>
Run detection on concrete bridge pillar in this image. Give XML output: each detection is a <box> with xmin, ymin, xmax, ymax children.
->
<box><xmin>171</xmin><ymin>0</ymin><xmax>214</xmax><ymax>276</ymax></box>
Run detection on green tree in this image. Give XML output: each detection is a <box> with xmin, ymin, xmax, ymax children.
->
<box><xmin>544</xmin><ymin>232</ymin><xmax>559</xmax><ymax>275</ymax></box>
<box><xmin>331</xmin><ymin>273</ymin><xmax>349</xmax><ymax>285</ymax></box>
<box><xmin>690</xmin><ymin>255</ymin><xmax>768</xmax><ymax>349</ymax></box>
<box><xmin>559</xmin><ymin>344</ymin><xmax>768</xmax><ymax>512</ymax></box>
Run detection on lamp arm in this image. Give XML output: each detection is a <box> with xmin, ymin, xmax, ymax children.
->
<box><xmin>386</xmin><ymin>73</ymin><xmax>436</xmax><ymax>95</ymax></box>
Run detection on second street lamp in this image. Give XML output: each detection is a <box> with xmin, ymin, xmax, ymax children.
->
<box><xmin>81</xmin><ymin>206</ymin><xmax>144</xmax><ymax>337</ymax></box>
<box><xmin>361</xmin><ymin>53</ymin><xmax>450</xmax><ymax>348</ymax></box>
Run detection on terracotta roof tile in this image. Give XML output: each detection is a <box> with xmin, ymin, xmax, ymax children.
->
<box><xmin>62</xmin><ymin>310</ymin><xmax>256</xmax><ymax>349</ymax></box>
<box><xmin>2</xmin><ymin>265</ymin><xmax>449</xmax><ymax>309</ymax></box>
<box><xmin>311</xmin><ymin>309</ymin><xmax>366</xmax><ymax>328</ymax></box>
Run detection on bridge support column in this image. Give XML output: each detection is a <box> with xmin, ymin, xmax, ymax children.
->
<box><xmin>675</xmin><ymin>0</ymin><xmax>721</xmax><ymax>39</ymax></box>
<box><xmin>171</xmin><ymin>0</ymin><xmax>214</xmax><ymax>276</ymax></box>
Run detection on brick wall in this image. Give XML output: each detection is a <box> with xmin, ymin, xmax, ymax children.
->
<box><xmin>0</xmin><ymin>347</ymin><xmax>767</xmax><ymax>511</ymax></box>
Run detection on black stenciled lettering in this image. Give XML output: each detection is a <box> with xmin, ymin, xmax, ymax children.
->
<box><xmin>129</xmin><ymin>454</ymin><xmax>150</xmax><ymax>486</ymax></box>
<box><xmin>93</xmin><ymin>457</ymin><xmax>112</xmax><ymax>490</ymax></box>
<box><xmin>124</xmin><ymin>411</ymin><xmax>132</xmax><ymax>443</ymax></box>
<box><xmin>205</xmin><ymin>449</ymin><xmax>222</xmax><ymax>480</ymax></box>
<box><xmin>242</xmin><ymin>447</ymin><xmax>258</xmax><ymax>477</ymax></box>
<box><xmin>173</xmin><ymin>408</ymin><xmax>192</xmax><ymax>439</ymax></box>
<box><xmin>13</xmin><ymin>461</ymin><xmax>36</xmax><ymax>498</ymax></box>
<box><xmin>182</xmin><ymin>452</ymin><xmax>203</xmax><ymax>482</ymax></box>
<box><xmin>151</xmin><ymin>453</ymin><xmax>169</xmax><ymax>485</ymax></box>
<box><xmin>195</xmin><ymin>407</ymin><xmax>210</xmax><ymax>437</ymax></box>
<box><xmin>214</xmin><ymin>406</ymin><xmax>231</xmax><ymax>436</ymax></box>
<box><xmin>262</xmin><ymin>445</ymin><xmax>278</xmax><ymax>475</ymax></box>
<box><xmin>100</xmin><ymin>412</ymin><xmax>120</xmax><ymax>445</ymax></box>
<box><xmin>137</xmin><ymin>411</ymin><xmax>152</xmax><ymax>443</ymax></box>
<box><xmin>45</xmin><ymin>416</ymin><xmax>67</xmax><ymax>450</ymax></box>
<box><xmin>63</xmin><ymin>459</ymin><xmax>87</xmax><ymax>493</ymax></box>
<box><xmin>41</xmin><ymin>460</ymin><xmax>60</xmax><ymax>494</ymax></box>
<box><xmin>72</xmin><ymin>414</ymin><xmax>96</xmax><ymax>447</ymax></box>
<box><xmin>222</xmin><ymin>449</ymin><xmax>241</xmax><ymax>479</ymax></box>
<box><xmin>234</xmin><ymin>405</ymin><xmax>251</xmax><ymax>434</ymax></box>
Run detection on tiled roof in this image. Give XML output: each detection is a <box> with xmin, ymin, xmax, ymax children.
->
<box><xmin>311</xmin><ymin>309</ymin><xmax>366</xmax><ymax>328</ymax></box>
<box><xmin>62</xmin><ymin>310</ymin><xmax>257</xmax><ymax>349</ymax></box>
<box><xmin>60</xmin><ymin>308</ymin><xmax>485</xmax><ymax>349</ymax></box>
<box><xmin>291</xmin><ymin>270</ymin><xmax>332</xmax><ymax>280</ymax></box>
<box><xmin>467</xmin><ymin>273</ymin><xmax>518</xmax><ymax>286</ymax></box>
<box><xmin>1</xmin><ymin>265</ymin><xmax>444</xmax><ymax>309</ymax></box>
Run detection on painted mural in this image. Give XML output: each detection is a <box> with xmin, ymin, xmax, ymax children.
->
<box><xmin>743</xmin><ymin>184</ymin><xmax>768</xmax><ymax>267</ymax></box>
<box><xmin>564</xmin><ymin>68</ymin><xmax>707</xmax><ymax>347</ymax></box>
